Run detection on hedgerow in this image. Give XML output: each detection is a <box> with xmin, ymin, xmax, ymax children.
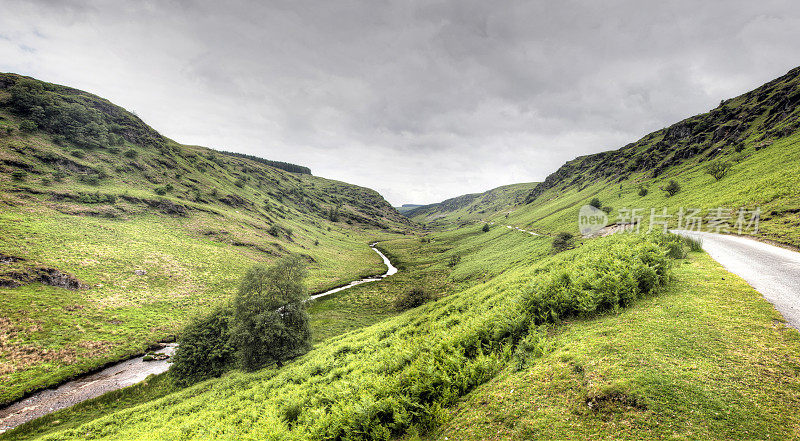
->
<box><xmin>44</xmin><ymin>233</ymin><xmax>682</xmax><ymax>441</ymax></box>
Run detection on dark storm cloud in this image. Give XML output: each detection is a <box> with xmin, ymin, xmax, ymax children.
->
<box><xmin>2</xmin><ymin>0</ymin><xmax>800</xmax><ymax>204</ymax></box>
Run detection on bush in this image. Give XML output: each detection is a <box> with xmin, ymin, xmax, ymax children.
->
<box><xmin>70</xmin><ymin>150</ymin><xmax>86</xmax><ymax>159</ymax></box>
<box><xmin>52</xmin><ymin>171</ymin><xmax>66</xmax><ymax>182</ymax></box>
<box><xmin>552</xmin><ymin>232</ymin><xmax>575</xmax><ymax>253</ymax></box>
<box><xmin>229</xmin><ymin>255</ymin><xmax>311</xmax><ymax>371</ymax></box>
<box><xmin>81</xmin><ymin>174</ymin><xmax>101</xmax><ymax>186</ymax></box>
<box><xmin>482</xmin><ymin>223</ymin><xmax>490</xmax><ymax>233</ymax></box>
<box><xmin>123</xmin><ymin>148</ymin><xmax>138</xmax><ymax>158</ymax></box>
<box><xmin>662</xmin><ymin>179</ymin><xmax>681</xmax><ymax>197</ymax></box>
<box><xmin>600</xmin><ymin>206</ymin><xmax>612</xmax><ymax>214</ymax></box>
<box><xmin>268</xmin><ymin>225</ymin><xmax>282</xmax><ymax>237</ymax></box>
<box><xmin>153</xmin><ymin>184</ymin><xmax>172</xmax><ymax>195</ymax></box>
<box><xmin>40</xmin><ymin>177</ymin><xmax>51</xmax><ymax>186</ymax></box>
<box><xmin>11</xmin><ymin>170</ymin><xmax>27</xmax><ymax>181</ymax></box>
<box><xmin>638</xmin><ymin>186</ymin><xmax>648</xmax><ymax>197</ymax></box>
<box><xmin>705</xmin><ymin>161</ymin><xmax>731</xmax><ymax>181</ymax></box>
<box><xmin>589</xmin><ymin>197</ymin><xmax>601</xmax><ymax>208</ymax></box>
<box><xmin>448</xmin><ymin>255</ymin><xmax>461</xmax><ymax>268</ymax></box>
<box><xmin>19</xmin><ymin>120</ymin><xmax>37</xmax><ymax>133</ymax></box>
<box><xmin>394</xmin><ymin>287</ymin><xmax>433</xmax><ymax>311</ymax></box>
<box><xmin>171</xmin><ymin>306</ymin><xmax>235</xmax><ymax>386</ymax></box>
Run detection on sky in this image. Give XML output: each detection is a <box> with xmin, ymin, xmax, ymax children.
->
<box><xmin>1</xmin><ymin>1</ymin><xmax>800</xmax><ymax>205</ymax></box>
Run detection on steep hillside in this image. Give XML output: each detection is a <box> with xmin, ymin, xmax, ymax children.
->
<box><xmin>407</xmin><ymin>182</ymin><xmax>538</xmax><ymax>227</ymax></box>
<box><xmin>0</xmin><ymin>73</ymin><xmax>412</xmax><ymax>404</ymax></box>
<box><xmin>497</xmin><ymin>66</ymin><xmax>800</xmax><ymax>244</ymax></box>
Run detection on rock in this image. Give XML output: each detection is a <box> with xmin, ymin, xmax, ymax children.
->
<box><xmin>134</xmin><ymin>269</ymin><xmax>147</xmax><ymax>276</ymax></box>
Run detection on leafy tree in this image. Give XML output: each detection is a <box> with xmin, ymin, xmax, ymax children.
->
<box><xmin>705</xmin><ymin>161</ymin><xmax>731</xmax><ymax>181</ymax></box>
<box><xmin>552</xmin><ymin>232</ymin><xmax>575</xmax><ymax>253</ymax></box>
<box><xmin>482</xmin><ymin>223</ymin><xmax>490</xmax><ymax>233</ymax></box>
<box><xmin>170</xmin><ymin>306</ymin><xmax>235</xmax><ymax>386</ymax></box>
<box><xmin>588</xmin><ymin>197</ymin><xmax>602</xmax><ymax>208</ymax></box>
<box><xmin>229</xmin><ymin>255</ymin><xmax>311</xmax><ymax>371</ymax></box>
<box><xmin>662</xmin><ymin>179</ymin><xmax>681</xmax><ymax>197</ymax></box>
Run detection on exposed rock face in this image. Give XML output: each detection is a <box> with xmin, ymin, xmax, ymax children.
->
<box><xmin>0</xmin><ymin>253</ymin><xmax>87</xmax><ymax>290</ymax></box>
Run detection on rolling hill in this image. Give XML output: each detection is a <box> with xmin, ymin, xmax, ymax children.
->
<box><xmin>4</xmin><ymin>65</ymin><xmax>800</xmax><ymax>441</ymax></box>
<box><xmin>0</xmin><ymin>73</ymin><xmax>412</xmax><ymax>405</ymax></box>
<box><xmin>405</xmin><ymin>182</ymin><xmax>538</xmax><ymax>228</ymax></box>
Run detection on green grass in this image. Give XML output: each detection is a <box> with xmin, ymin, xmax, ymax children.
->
<box><xmin>6</xmin><ymin>232</ymin><xmax>682</xmax><ymax>440</ymax></box>
<box><xmin>0</xmin><ymin>73</ymin><xmax>413</xmax><ymax>405</ymax></box>
<box><xmin>424</xmin><ymin>253</ymin><xmax>800</xmax><ymax>440</ymax></box>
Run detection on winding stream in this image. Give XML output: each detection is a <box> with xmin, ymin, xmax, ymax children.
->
<box><xmin>0</xmin><ymin>243</ymin><xmax>397</xmax><ymax>433</ymax></box>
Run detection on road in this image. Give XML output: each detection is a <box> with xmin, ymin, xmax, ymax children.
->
<box><xmin>673</xmin><ymin>230</ymin><xmax>800</xmax><ymax>329</ymax></box>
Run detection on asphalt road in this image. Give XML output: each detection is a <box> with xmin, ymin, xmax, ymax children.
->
<box><xmin>673</xmin><ymin>230</ymin><xmax>800</xmax><ymax>329</ymax></box>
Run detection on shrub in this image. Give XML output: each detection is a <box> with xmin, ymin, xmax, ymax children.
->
<box><xmin>448</xmin><ymin>255</ymin><xmax>461</xmax><ymax>267</ymax></box>
<box><xmin>81</xmin><ymin>174</ymin><xmax>101</xmax><ymax>186</ymax></box>
<box><xmin>52</xmin><ymin>171</ymin><xmax>66</xmax><ymax>182</ymax></box>
<box><xmin>705</xmin><ymin>161</ymin><xmax>731</xmax><ymax>181</ymax></box>
<box><xmin>229</xmin><ymin>255</ymin><xmax>311</xmax><ymax>371</ymax></box>
<box><xmin>4</xmin><ymin>127</ymin><xmax>13</xmax><ymax>135</ymax></box>
<box><xmin>482</xmin><ymin>223</ymin><xmax>490</xmax><ymax>233</ymax></box>
<box><xmin>123</xmin><ymin>148</ymin><xmax>138</xmax><ymax>158</ymax></box>
<box><xmin>70</xmin><ymin>150</ymin><xmax>86</xmax><ymax>159</ymax></box>
<box><xmin>40</xmin><ymin>177</ymin><xmax>51</xmax><ymax>186</ymax></box>
<box><xmin>171</xmin><ymin>305</ymin><xmax>235</xmax><ymax>386</ymax></box>
<box><xmin>662</xmin><ymin>179</ymin><xmax>681</xmax><ymax>197</ymax></box>
<box><xmin>153</xmin><ymin>184</ymin><xmax>172</xmax><ymax>195</ymax></box>
<box><xmin>600</xmin><ymin>206</ymin><xmax>612</xmax><ymax>214</ymax></box>
<box><xmin>11</xmin><ymin>170</ymin><xmax>27</xmax><ymax>181</ymax></box>
<box><xmin>638</xmin><ymin>186</ymin><xmax>648</xmax><ymax>197</ymax></box>
<box><xmin>552</xmin><ymin>232</ymin><xmax>575</xmax><ymax>253</ymax></box>
<box><xmin>19</xmin><ymin>120</ymin><xmax>37</xmax><ymax>133</ymax></box>
<box><xmin>394</xmin><ymin>287</ymin><xmax>432</xmax><ymax>311</ymax></box>
<box><xmin>589</xmin><ymin>197</ymin><xmax>601</xmax><ymax>208</ymax></box>
<box><xmin>268</xmin><ymin>225</ymin><xmax>282</xmax><ymax>237</ymax></box>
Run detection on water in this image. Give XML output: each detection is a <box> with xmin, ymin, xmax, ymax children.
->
<box><xmin>0</xmin><ymin>243</ymin><xmax>398</xmax><ymax>433</ymax></box>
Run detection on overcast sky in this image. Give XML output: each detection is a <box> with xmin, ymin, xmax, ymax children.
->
<box><xmin>2</xmin><ymin>1</ymin><xmax>799</xmax><ymax>205</ymax></box>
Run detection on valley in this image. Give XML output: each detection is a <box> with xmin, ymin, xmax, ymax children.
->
<box><xmin>1</xmin><ymin>64</ymin><xmax>800</xmax><ymax>440</ymax></box>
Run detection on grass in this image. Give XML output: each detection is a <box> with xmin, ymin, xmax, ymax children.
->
<box><xmin>424</xmin><ymin>253</ymin><xmax>800</xmax><ymax>439</ymax></box>
<box><xmin>0</xmin><ymin>73</ymin><xmax>412</xmax><ymax>405</ymax></box>
<box><xmin>3</xmin><ymin>232</ymin><xmax>682</xmax><ymax>440</ymax></box>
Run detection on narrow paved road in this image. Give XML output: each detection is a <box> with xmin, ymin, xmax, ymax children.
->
<box><xmin>673</xmin><ymin>230</ymin><xmax>800</xmax><ymax>329</ymax></box>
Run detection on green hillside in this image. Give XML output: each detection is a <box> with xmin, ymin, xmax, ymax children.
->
<box><xmin>406</xmin><ymin>182</ymin><xmax>538</xmax><ymax>228</ymax></box>
<box><xmin>4</xmin><ymin>65</ymin><xmax>800</xmax><ymax>441</ymax></box>
<box><xmin>0</xmin><ymin>73</ymin><xmax>412</xmax><ymax>404</ymax></box>
<box><xmin>499</xmin><ymin>66</ymin><xmax>800</xmax><ymax>244</ymax></box>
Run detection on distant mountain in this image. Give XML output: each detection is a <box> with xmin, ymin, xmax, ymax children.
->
<box><xmin>394</xmin><ymin>204</ymin><xmax>424</xmax><ymax>214</ymax></box>
<box><xmin>407</xmin><ymin>182</ymin><xmax>538</xmax><ymax>227</ymax></box>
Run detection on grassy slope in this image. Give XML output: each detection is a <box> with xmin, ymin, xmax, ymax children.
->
<box><xmin>0</xmin><ymin>73</ymin><xmax>412</xmax><ymax>404</ymax></box>
<box><xmin>425</xmin><ymin>253</ymin><xmax>800</xmax><ymax>440</ymax></box>
<box><xmin>406</xmin><ymin>182</ymin><xmax>538</xmax><ymax>228</ymax></box>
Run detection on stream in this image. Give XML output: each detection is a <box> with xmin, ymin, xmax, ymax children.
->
<box><xmin>0</xmin><ymin>243</ymin><xmax>398</xmax><ymax>433</ymax></box>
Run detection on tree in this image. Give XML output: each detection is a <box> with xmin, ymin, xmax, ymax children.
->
<box><xmin>638</xmin><ymin>186</ymin><xmax>648</xmax><ymax>197</ymax></box>
<box><xmin>588</xmin><ymin>197</ymin><xmax>602</xmax><ymax>209</ymax></box>
<box><xmin>171</xmin><ymin>306</ymin><xmax>235</xmax><ymax>385</ymax></box>
<box><xmin>552</xmin><ymin>232</ymin><xmax>575</xmax><ymax>253</ymax></box>
<box><xmin>229</xmin><ymin>255</ymin><xmax>311</xmax><ymax>371</ymax></box>
<box><xmin>662</xmin><ymin>180</ymin><xmax>681</xmax><ymax>197</ymax></box>
<box><xmin>482</xmin><ymin>223</ymin><xmax>490</xmax><ymax>233</ymax></box>
<box><xmin>705</xmin><ymin>161</ymin><xmax>731</xmax><ymax>181</ymax></box>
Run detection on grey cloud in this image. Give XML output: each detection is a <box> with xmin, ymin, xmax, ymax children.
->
<box><xmin>1</xmin><ymin>0</ymin><xmax>800</xmax><ymax>204</ymax></box>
